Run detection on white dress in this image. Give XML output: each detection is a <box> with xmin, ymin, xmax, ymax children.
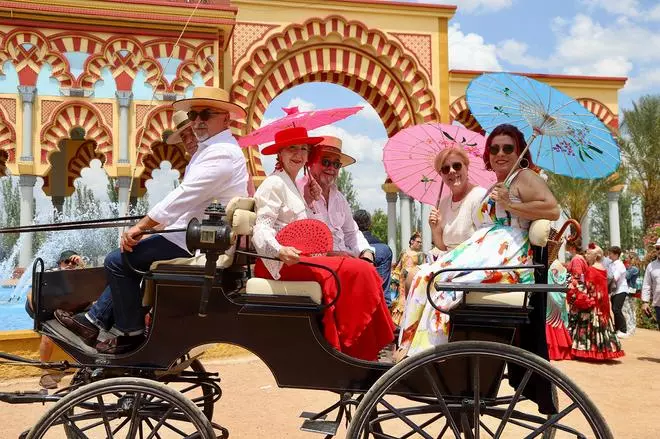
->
<box><xmin>437</xmin><ymin>186</ymin><xmax>487</xmax><ymax>251</ymax></box>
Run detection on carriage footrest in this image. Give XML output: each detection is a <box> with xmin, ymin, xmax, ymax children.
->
<box><xmin>300</xmin><ymin>411</ymin><xmax>327</xmax><ymax>420</ymax></box>
<box><xmin>0</xmin><ymin>390</ymin><xmax>58</xmax><ymax>404</ymax></box>
<box><xmin>300</xmin><ymin>419</ymin><xmax>340</xmax><ymax>436</ymax></box>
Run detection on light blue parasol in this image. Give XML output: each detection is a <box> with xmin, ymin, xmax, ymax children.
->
<box><xmin>466</xmin><ymin>72</ymin><xmax>620</xmax><ymax>179</ymax></box>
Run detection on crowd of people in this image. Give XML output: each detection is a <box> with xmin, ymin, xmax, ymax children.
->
<box><xmin>41</xmin><ymin>86</ymin><xmax>660</xmax><ymax>391</ymax></box>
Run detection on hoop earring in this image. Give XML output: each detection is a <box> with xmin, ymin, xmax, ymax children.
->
<box><xmin>519</xmin><ymin>158</ymin><xmax>529</xmax><ymax>169</ymax></box>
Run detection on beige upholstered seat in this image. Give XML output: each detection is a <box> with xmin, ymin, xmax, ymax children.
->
<box><xmin>143</xmin><ymin>196</ymin><xmax>323</xmax><ymax>306</ymax></box>
<box><xmin>464</xmin><ymin>290</ymin><xmax>526</xmax><ymax>307</ymax></box>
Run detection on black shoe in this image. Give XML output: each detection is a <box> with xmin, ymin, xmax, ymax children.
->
<box><xmin>54</xmin><ymin>310</ymin><xmax>99</xmax><ymax>346</ymax></box>
<box><xmin>95</xmin><ymin>335</ymin><xmax>145</xmax><ymax>355</ymax></box>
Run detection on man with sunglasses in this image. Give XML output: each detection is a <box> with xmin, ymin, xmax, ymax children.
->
<box><xmin>299</xmin><ymin>136</ymin><xmax>375</xmax><ymax>263</ymax></box>
<box><xmin>55</xmin><ymin>87</ymin><xmax>249</xmax><ymax>354</ymax></box>
<box><xmin>641</xmin><ymin>238</ymin><xmax>660</xmax><ymax>329</ymax></box>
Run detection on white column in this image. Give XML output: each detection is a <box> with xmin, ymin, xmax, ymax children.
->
<box><xmin>608</xmin><ymin>191</ymin><xmax>621</xmax><ymax>247</ymax></box>
<box><xmin>18</xmin><ymin>175</ymin><xmax>37</xmax><ymax>268</ymax></box>
<box><xmin>116</xmin><ymin>91</ymin><xmax>133</xmax><ymax>164</ymax></box>
<box><xmin>421</xmin><ymin>203</ymin><xmax>432</xmax><ymax>251</ymax></box>
<box><xmin>117</xmin><ymin>176</ymin><xmax>132</xmax><ymax>217</ymax></box>
<box><xmin>386</xmin><ymin>191</ymin><xmax>398</xmax><ymax>255</ymax></box>
<box><xmin>399</xmin><ymin>192</ymin><xmax>412</xmax><ymax>252</ymax></box>
<box><xmin>581</xmin><ymin>210</ymin><xmax>591</xmax><ymax>250</ymax></box>
<box><xmin>18</xmin><ymin>86</ymin><xmax>36</xmax><ymax>161</ymax></box>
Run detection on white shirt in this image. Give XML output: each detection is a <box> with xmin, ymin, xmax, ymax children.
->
<box><xmin>297</xmin><ymin>175</ymin><xmax>371</xmax><ymax>256</ymax></box>
<box><xmin>438</xmin><ymin>186</ymin><xmax>487</xmax><ymax>250</ymax></box>
<box><xmin>642</xmin><ymin>259</ymin><xmax>660</xmax><ymax>307</ymax></box>
<box><xmin>253</xmin><ymin>171</ymin><xmax>308</xmax><ymax>279</ymax></box>
<box><xmin>148</xmin><ymin>129</ymin><xmax>249</xmax><ymax>252</ymax></box>
<box><xmin>607</xmin><ymin>258</ymin><xmax>628</xmax><ymax>296</ymax></box>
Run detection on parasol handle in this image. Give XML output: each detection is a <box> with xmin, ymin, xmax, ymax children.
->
<box><xmin>557</xmin><ymin>219</ymin><xmax>581</xmax><ymax>242</ymax></box>
<box><xmin>435</xmin><ymin>181</ymin><xmax>445</xmax><ymax>209</ymax></box>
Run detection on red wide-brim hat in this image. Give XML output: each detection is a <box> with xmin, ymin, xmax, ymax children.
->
<box><xmin>260</xmin><ymin>126</ymin><xmax>324</xmax><ymax>155</ymax></box>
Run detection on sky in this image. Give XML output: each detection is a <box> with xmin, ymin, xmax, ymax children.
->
<box><xmin>21</xmin><ymin>0</ymin><xmax>660</xmax><ymax>217</ymax></box>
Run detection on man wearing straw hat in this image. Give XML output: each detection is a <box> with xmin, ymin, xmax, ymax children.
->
<box><xmin>299</xmin><ymin>136</ymin><xmax>375</xmax><ymax>263</ymax></box>
<box><xmin>55</xmin><ymin>86</ymin><xmax>249</xmax><ymax>354</ymax></box>
<box><xmin>166</xmin><ymin>110</ymin><xmax>198</xmax><ymax>156</ymax></box>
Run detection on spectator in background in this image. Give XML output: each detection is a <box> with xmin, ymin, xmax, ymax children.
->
<box><xmin>26</xmin><ymin>250</ymin><xmax>85</xmax><ymax>389</ymax></box>
<box><xmin>641</xmin><ymin>239</ymin><xmax>660</xmax><ymax>329</ymax></box>
<box><xmin>354</xmin><ymin>209</ymin><xmax>393</xmax><ymax>303</ymax></box>
<box><xmin>622</xmin><ymin>251</ymin><xmax>641</xmax><ymax>336</ymax></box>
<box><xmin>607</xmin><ymin>246</ymin><xmax>628</xmax><ymax>337</ymax></box>
<box><xmin>389</xmin><ymin>232</ymin><xmax>426</xmax><ymax>326</ymax></box>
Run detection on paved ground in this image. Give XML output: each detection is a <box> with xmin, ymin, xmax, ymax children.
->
<box><xmin>1</xmin><ymin>329</ymin><xmax>658</xmax><ymax>438</ymax></box>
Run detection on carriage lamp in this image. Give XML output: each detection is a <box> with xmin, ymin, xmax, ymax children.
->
<box><xmin>185</xmin><ymin>201</ymin><xmax>233</xmax><ymax>317</ymax></box>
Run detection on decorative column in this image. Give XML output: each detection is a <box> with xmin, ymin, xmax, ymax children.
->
<box><xmin>18</xmin><ymin>175</ymin><xmax>37</xmax><ymax>268</ymax></box>
<box><xmin>608</xmin><ymin>190</ymin><xmax>621</xmax><ymax>247</ymax></box>
<box><xmin>116</xmin><ymin>91</ymin><xmax>133</xmax><ymax>164</ymax></box>
<box><xmin>399</xmin><ymin>192</ymin><xmax>412</xmax><ymax>253</ymax></box>
<box><xmin>421</xmin><ymin>203</ymin><xmax>432</xmax><ymax>251</ymax></box>
<box><xmin>385</xmin><ymin>191</ymin><xmax>398</xmax><ymax>255</ymax></box>
<box><xmin>18</xmin><ymin>86</ymin><xmax>36</xmax><ymax>161</ymax></box>
<box><xmin>581</xmin><ymin>210</ymin><xmax>591</xmax><ymax>250</ymax></box>
<box><xmin>117</xmin><ymin>177</ymin><xmax>132</xmax><ymax>217</ymax></box>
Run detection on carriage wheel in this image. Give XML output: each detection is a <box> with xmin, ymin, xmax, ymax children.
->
<box><xmin>26</xmin><ymin>377</ymin><xmax>215</xmax><ymax>439</ymax></box>
<box><xmin>159</xmin><ymin>357</ymin><xmax>219</xmax><ymax>421</ymax></box>
<box><xmin>346</xmin><ymin>341</ymin><xmax>612</xmax><ymax>439</ymax></box>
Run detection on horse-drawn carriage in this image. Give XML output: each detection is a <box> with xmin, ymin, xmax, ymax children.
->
<box><xmin>0</xmin><ymin>199</ymin><xmax>612</xmax><ymax>438</ymax></box>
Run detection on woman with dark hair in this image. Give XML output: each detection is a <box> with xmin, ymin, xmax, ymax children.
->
<box><xmin>389</xmin><ymin>232</ymin><xmax>426</xmax><ymax>325</ymax></box>
<box><xmin>396</xmin><ymin>123</ymin><xmax>560</xmax><ymax>360</ymax></box>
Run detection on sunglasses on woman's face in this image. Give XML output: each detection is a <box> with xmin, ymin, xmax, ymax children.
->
<box><xmin>489</xmin><ymin>144</ymin><xmax>516</xmax><ymax>155</ymax></box>
<box><xmin>187</xmin><ymin>109</ymin><xmax>223</xmax><ymax>122</ymax></box>
<box><xmin>440</xmin><ymin>162</ymin><xmax>463</xmax><ymax>175</ymax></box>
<box><xmin>321</xmin><ymin>158</ymin><xmax>342</xmax><ymax>169</ymax></box>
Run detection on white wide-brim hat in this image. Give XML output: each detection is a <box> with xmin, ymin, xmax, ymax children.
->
<box><xmin>173</xmin><ymin>86</ymin><xmax>246</xmax><ymax>118</ymax></box>
<box><xmin>166</xmin><ymin>111</ymin><xmax>193</xmax><ymax>145</ymax></box>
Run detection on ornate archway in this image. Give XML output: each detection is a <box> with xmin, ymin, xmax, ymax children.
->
<box><xmin>0</xmin><ymin>106</ymin><xmax>16</xmax><ymax>177</ymax></box>
<box><xmin>231</xmin><ymin>15</ymin><xmax>439</xmax><ymax>177</ymax></box>
<box><xmin>39</xmin><ymin>100</ymin><xmax>113</xmax><ymax>165</ymax></box>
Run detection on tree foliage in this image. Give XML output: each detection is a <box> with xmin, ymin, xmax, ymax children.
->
<box><xmin>590</xmin><ymin>189</ymin><xmax>643</xmax><ymax>251</ymax></box>
<box><xmin>0</xmin><ymin>176</ymin><xmax>19</xmax><ymax>255</ymax></box>
<box><xmin>546</xmin><ymin>173</ymin><xmax>621</xmax><ymax>226</ymax></box>
<box><xmin>337</xmin><ymin>169</ymin><xmax>360</xmax><ymax>211</ymax></box>
<box><xmin>619</xmin><ymin>95</ymin><xmax>660</xmax><ymax>229</ymax></box>
<box><xmin>370</xmin><ymin>208</ymin><xmax>388</xmax><ymax>244</ymax></box>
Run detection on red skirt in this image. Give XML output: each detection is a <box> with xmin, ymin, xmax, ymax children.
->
<box><xmin>254</xmin><ymin>256</ymin><xmax>395</xmax><ymax>361</ymax></box>
<box><xmin>545</xmin><ymin>324</ymin><xmax>572</xmax><ymax>361</ymax></box>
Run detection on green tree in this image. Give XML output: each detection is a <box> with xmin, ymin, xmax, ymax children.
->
<box><xmin>371</xmin><ymin>209</ymin><xmax>388</xmax><ymax>244</ymax></box>
<box><xmin>619</xmin><ymin>95</ymin><xmax>660</xmax><ymax>229</ymax></box>
<box><xmin>590</xmin><ymin>190</ymin><xmax>643</xmax><ymax>251</ymax></box>
<box><xmin>337</xmin><ymin>168</ymin><xmax>360</xmax><ymax>211</ymax></box>
<box><xmin>0</xmin><ymin>176</ymin><xmax>20</xmax><ymax>252</ymax></box>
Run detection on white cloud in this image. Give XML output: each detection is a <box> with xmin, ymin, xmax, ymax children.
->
<box><xmin>580</xmin><ymin>0</ymin><xmax>642</xmax><ymax>18</ymax></box>
<box><xmin>624</xmin><ymin>67</ymin><xmax>660</xmax><ymax>92</ymax></box>
<box><xmin>145</xmin><ymin>161</ymin><xmax>181</xmax><ymax>209</ymax></box>
<box><xmin>449</xmin><ymin>23</ymin><xmax>502</xmax><ymax>71</ymax></box>
<box><xmin>355</xmin><ymin>102</ymin><xmax>381</xmax><ymax>122</ymax></box>
<box><xmin>286</xmin><ymin>97</ymin><xmax>316</xmax><ymax>112</ymax></box>
<box><xmin>77</xmin><ymin>159</ymin><xmax>110</xmax><ymax>203</ymax></box>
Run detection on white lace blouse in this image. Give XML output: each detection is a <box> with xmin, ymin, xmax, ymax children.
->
<box><xmin>252</xmin><ymin>170</ymin><xmax>309</xmax><ymax>279</ymax></box>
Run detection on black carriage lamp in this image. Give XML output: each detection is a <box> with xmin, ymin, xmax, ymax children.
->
<box><xmin>185</xmin><ymin>200</ymin><xmax>233</xmax><ymax>317</ymax></box>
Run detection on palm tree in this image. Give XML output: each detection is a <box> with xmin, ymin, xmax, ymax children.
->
<box><xmin>619</xmin><ymin>95</ymin><xmax>660</xmax><ymax>229</ymax></box>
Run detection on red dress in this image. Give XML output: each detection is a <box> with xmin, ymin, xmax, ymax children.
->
<box><xmin>255</xmin><ymin>257</ymin><xmax>395</xmax><ymax>361</ymax></box>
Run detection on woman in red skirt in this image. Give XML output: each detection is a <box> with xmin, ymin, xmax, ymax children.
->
<box><xmin>251</xmin><ymin>127</ymin><xmax>395</xmax><ymax>361</ymax></box>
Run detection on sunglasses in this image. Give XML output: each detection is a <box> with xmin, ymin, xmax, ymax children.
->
<box><xmin>440</xmin><ymin>162</ymin><xmax>463</xmax><ymax>175</ymax></box>
<box><xmin>62</xmin><ymin>258</ymin><xmax>78</xmax><ymax>265</ymax></box>
<box><xmin>489</xmin><ymin>144</ymin><xmax>516</xmax><ymax>155</ymax></box>
<box><xmin>187</xmin><ymin>109</ymin><xmax>224</xmax><ymax>122</ymax></box>
<box><xmin>321</xmin><ymin>158</ymin><xmax>342</xmax><ymax>169</ymax></box>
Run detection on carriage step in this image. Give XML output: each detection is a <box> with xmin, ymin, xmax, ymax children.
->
<box><xmin>0</xmin><ymin>390</ymin><xmax>58</xmax><ymax>404</ymax></box>
<box><xmin>300</xmin><ymin>411</ymin><xmax>327</xmax><ymax>420</ymax></box>
<box><xmin>300</xmin><ymin>419</ymin><xmax>340</xmax><ymax>436</ymax></box>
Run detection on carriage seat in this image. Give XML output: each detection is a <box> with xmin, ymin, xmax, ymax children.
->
<box><xmin>144</xmin><ymin>197</ymin><xmax>323</xmax><ymax>306</ymax></box>
<box><xmin>458</xmin><ymin>218</ymin><xmax>552</xmax><ymax>309</ymax></box>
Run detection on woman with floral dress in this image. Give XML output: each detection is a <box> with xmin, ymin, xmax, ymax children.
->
<box><xmin>389</xmin><ymin>232</ymin><xmax>427</xmax><ymax>325</ymax></box>
<box><xmin>567</xmin><ymin>244</ymin><xmax>624</xmax><ymax>360</ymax></box>
<box><xmin>396</xmin><ymin>124</ymin><xmax>560</xmax><ymax>359</ymax></box>
<box><xmin>546</xmin><ymin>259</ymin><xmax>573</xmax><ymax>360</ymax></box>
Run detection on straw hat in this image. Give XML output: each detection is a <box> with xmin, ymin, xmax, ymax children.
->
<box><xmin>166</xmin><ymin>111</ymin><xmax>193</xmax><ymax>145</ymax></box>
<box><xmin>314</xmin><ymin>136</ymin><xmax>356</xmax><ymax>167</ymax></box>
<box><xmin>261</xmin><ymin>127</ymin><xmax>323</xmax><ymax>155</ymax></box>
<box><xmin>173</xmin><ymin>86</ymin><xmax>246</xmax><ymax>118</ymax></box>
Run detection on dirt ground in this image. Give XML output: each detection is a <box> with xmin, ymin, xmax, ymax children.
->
<box><xmin>1</xmin><ymin>329</ymin><xmax>658</xmax><ymax>438</ymax></box>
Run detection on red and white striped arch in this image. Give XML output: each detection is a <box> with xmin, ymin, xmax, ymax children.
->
<box><xmin>137</xmin><ymin>142</ymin><xmax>188</xmax><ymax>196</ymax></box>
<box><xmin>577</xmin><ymin>98</ymin><xmax>618</xmax><ymax>130</ymax></box>
<box><xmin>171</xmin><ymin>43</ymin><xmax>215</xmax><ymax>94</ymax></box>
<box><xmin>40</xmin><ymin>100</ymin><xmax>113</xmax><ymax>165</ymax></box>
<box><xmin>231</xmin><ymin>15</ymin><xmax>439</xmax><ymax>177</ymax></box>
<box><xmin>66</xmin><ymin>141</ymin><xmax>106</xmax><ymax>193</ymax></box>
<box><xmin>0</xmin><ymin>106</ymin><xmax>16</xmax><ymax>170</ymax></box>
<box><xmin>449</xmin><ymin>96</ymin><xmax>483</xmax><ymax>133</ymax></box>
<box><xmin>0</xmin><ymin>150</ymin><xmax>8</xmax><ymax>177</ymax></box>
<box><xmin>135</xmin><ymin>104</ymin><xmax>178</xmax><ymax>165</ymax></box>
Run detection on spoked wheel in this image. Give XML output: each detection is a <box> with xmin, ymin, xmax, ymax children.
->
<box><xmin>27</xmin><ymin>377</ymin><xmax>215</xmax><ymax>439</ymax></box>
<box><xmin>347</xmin><ymin>341</ymin><xmax>613</xmax><ymax>439</ymax></box>
<box><xmin>158</xmin><ymin>357</ymin><xmax>220</xmax><ymax>421</ymax></box>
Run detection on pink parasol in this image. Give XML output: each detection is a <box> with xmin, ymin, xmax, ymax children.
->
<box><xmin>238</xmin><ymin>106</ymin><xmax>363</xmax><ymax>147</ymax></box>
<box><xmin>383</xmin><ymin>123</ymin><xmax>495</xmax><ymax>206</ymax></box>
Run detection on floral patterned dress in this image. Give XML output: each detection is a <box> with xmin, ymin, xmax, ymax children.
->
<box><xmin>546</xmin><ymin>260</ymin><xmax>572</xmax><ymax>361</ymax></box>
<box><xmin>567</xmin><ymin>265</ymin><xmax>624</xmax><ymax>361</ymax></box>
<box><xmin>389</xmin><ymin>250</ymin><xmax>426</xmax><ymax>326</ymax></box>
<box><xmin>396</xmin><ymin>170</ymin><xmax>535</xmax><ymax>359</ymax></box>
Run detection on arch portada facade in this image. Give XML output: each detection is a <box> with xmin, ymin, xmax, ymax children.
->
<box><xmin>0</xmin><ymin>0</ymin><xmax>626</xmax><ymax>265</ymax></box>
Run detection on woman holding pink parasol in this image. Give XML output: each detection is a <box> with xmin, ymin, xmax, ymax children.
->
<box><xmin>396</xmin><ymin>124</ymin><xmax>560</xmax><ymax>360</ymax></box>
<box><xmin>252</xmin><ymin>126</ymin><xmax>395</xmax><ymax>361</ymax></box>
